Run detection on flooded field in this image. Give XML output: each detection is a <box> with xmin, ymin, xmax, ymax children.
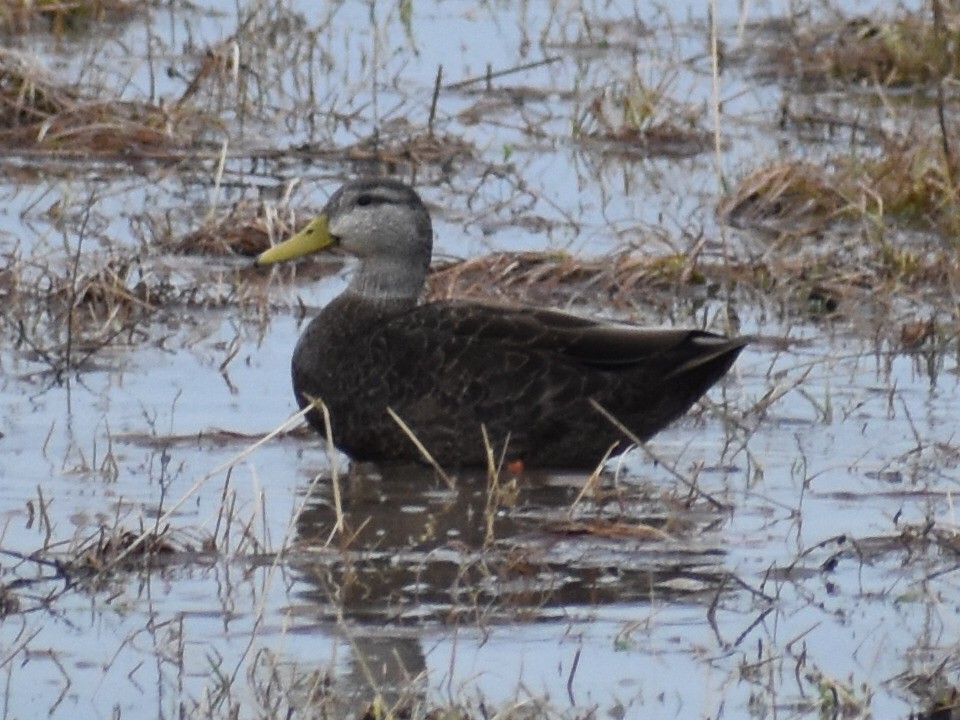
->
<box><xmin>2</xmin><ymin>0</ymin><xmax>960</xmax><ymax>718</ymax></box>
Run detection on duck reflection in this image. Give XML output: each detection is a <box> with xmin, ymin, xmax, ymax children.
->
<box><xmin>294</xmin><ymin>463</ymin><xmax>567</xmax><ymax>620</ymax></box>
<box><xmin>290</xmin><ymin>461</ymin><xmax>730</xmax><ymax>711</ymax></box>
<box><xmin>295</xmin><ymin>463</ymin><xmax>728</xmax><ymax>612</ymax></box>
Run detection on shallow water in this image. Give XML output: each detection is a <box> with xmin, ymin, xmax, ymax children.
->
<box><xmin>2</xmin><ymin>1</ymin><xmax>956</xmax><ymax>719</ymax></box>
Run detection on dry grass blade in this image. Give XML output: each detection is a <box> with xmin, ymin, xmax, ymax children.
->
<box><xmin>386</xmin><ymin>406</ymin><xmax>456</xmax><ymax>490</ymax></box>
<box><xmin>568</xmin><ymin>445</ymin><xmax>617</xmax><ymax>514</ymax></box>
<box><xmin>299</xmin><ymin>393</ymin><xmax>346</xmax><ymax>541</ymax></box>
<box><xmin>480</xmin><ymin>424</ymin><xmax>517</xmax><ymax>548</ymax></box>
<box><xmin>589</xmin><ymin>398</ymin><xmax>727</xmax><ymax>511</ymax></box>
<box><xmin>444</xmin><ymin>55</ymin><xmax>561</xmax><ymax>90</ymax></box>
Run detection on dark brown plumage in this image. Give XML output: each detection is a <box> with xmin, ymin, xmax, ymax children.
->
<box><xmin>257</xmin><ymin>178</ymin><xmax>748</xmax><ymax>469</ymax></box>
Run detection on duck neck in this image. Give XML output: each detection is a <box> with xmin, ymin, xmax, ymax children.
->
<box><xmin>343</xmin><ymin>255</ymin><xmax>428</xmax><ymax>309</ymax></box>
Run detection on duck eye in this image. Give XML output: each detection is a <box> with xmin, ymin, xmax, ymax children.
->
<box><xmin>357</xmin><ymin>194</ymin><xmax>374</xmax><ymax>207</ymax></box>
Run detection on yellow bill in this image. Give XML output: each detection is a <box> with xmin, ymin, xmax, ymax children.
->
<box><xmin>255</xmin><ymin>215</ymin><xmax>334</xmax><ymax>266</ymax></box>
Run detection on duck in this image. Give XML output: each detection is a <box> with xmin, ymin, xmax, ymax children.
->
<box><xmin>256</xmin><ymin>178</ymin><xmax>748</xmax><ymax>469</ymax></box>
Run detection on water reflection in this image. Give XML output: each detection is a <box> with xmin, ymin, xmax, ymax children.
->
<box><xmin>295</xmin><ymin>461</ymin><xmax>730</xmax><ymax>617</ymax></box>
<box><xmin>291</xmin><ymin>461</ymin><xmax>730</xmax><ymax>703</ymax></box>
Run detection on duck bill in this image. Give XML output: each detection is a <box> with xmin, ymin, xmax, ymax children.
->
<box><xmin>256</xmin><ymin>216</ymin><xmax>334</xmax><ymax>265</ymax></box>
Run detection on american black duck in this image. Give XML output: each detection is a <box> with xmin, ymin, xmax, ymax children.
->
<box><xmin>256</xmin><ymin>178</ymin><xmax>748</xmax><ymax>469</ymax></box>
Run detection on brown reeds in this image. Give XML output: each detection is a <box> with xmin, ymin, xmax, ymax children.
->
<box><xmin>760</xmin><ymin>3</ymin><xmax>960</xmax><ymax>88</ymax></box>
<box><xmin>0</xmin><ymin>48</ymin><xmax>221</xmax><ymax>160</ymax></box>
<box><xmin>0</xmin><ymin>0</ymin><xmax>139</xmax><ymax>36</ymax></box>
<box><xmin>723</xmin><ymin>132</ymin><xmax>960</xmax><ymax>239</ymax></box>
<box><xmin>172</xmin><ymin>199</ymin><xmax>304</xmax><ymax>258</ymax></box>
<box><xmin>575</xmin><ymin>75</ymin><xmax>711</xmax><ymax>158</ymax></box>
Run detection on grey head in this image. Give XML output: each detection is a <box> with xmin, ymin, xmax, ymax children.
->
<box><xmin>324</xmin><ymin>179</ymin><xmax>433</xmax><ymax>300</ymax></box>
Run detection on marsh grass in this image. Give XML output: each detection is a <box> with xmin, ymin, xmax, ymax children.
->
<box><xmin>766</xmin><ymin>3</ymin><xmax>960</xmax><ymax>89</ymax></box>
<box><xmin>424</xmin><ymin>243</ymin><xmax>953</xmax><ymax>336</ymax></box>
<box><xmin>172</xmin><ymin>198</ymin><xmax>305</xmax><ymax>258</ymax></box>
<box><xmin>575</xmin><ymin>73</ymin><xmax>711</xmax><ymax>158</ymax></box>
<box><xmin>426</xmin><ymin>250</ymin><xmax>714</xmax><ymax>309</ymax></box>
<box><xmin>859</xmin><ymin>132</ymin><xmax>960</xmax><ymax>235</ymax></box>
<box><xmin>0</xmin><ymin>47</ymin><xmax>222</xmax><ymax>161</ymax></box>
<box><xmin>0</xmin><ymin>248</ymin><xmax>171</xmax><ymax>375</ymax></box>
<box><xmin>721</xmin><ymin>143</ymin><xmax>960</xmax><ymax>239</ymax></box>
<box><xmin>343</xmin><ymin>127</ymin><xmax>477</xmax><ymax>171</ymax></box>
<box><xmin>719</xmin><ymin>161</ymin><xmax>854</xmax><ymax>233</ymax></box>
<box><xmin>0</xmin><ymin>0</ymin><xmax>139</xmax><ymax>36</ymax></box>
<box><xmin>735</xmin><ymin>2</ymin><xmax>960</xmax><ymax>265</ymax></box>
<box><xmin>721</xmin><ymin>141</ymin><xmax>960</xmax><ymax>297</ymax></box>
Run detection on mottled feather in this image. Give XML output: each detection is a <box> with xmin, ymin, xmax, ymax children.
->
<box><xmin>258</xmin><ymin>179</ymin><xmax>749</xmax><ymax>469</ymax></box>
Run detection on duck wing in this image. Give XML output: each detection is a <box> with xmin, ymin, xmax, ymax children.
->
<box><xmin>398</xmin><ymin>301</ymin><xmax>747</xmax><ymax>375</ymax></box>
